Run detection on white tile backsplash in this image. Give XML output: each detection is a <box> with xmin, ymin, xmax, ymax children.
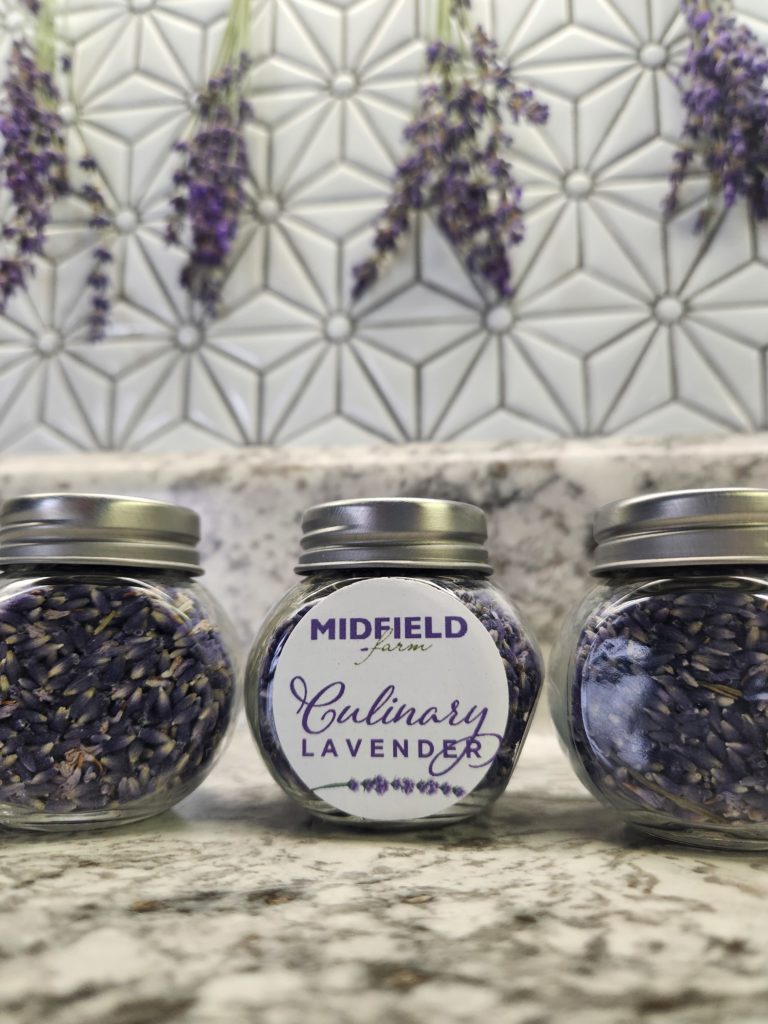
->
<box><xmin>0</xmin><ymin>0</ymin><xmax>767</xmax><ymax>451</ymax></box>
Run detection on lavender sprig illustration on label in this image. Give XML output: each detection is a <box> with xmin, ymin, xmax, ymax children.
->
<box><xmin>315</xmin><ymin>776</ymin><xmax>466</xmax><ymax>798</ymax></box>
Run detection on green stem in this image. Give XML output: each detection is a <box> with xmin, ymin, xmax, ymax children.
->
<box><xmin>313</xmin><ymin>782</ymin><xmax>352</xmax><ymax>792</ymax></box>
<box><xmin>436</xmin><ymin>0</ymin><xmax>471</xmax><ymax>45</ymax></box>
<box><xmin>436</xmin><ymin>0</ymin><xmax>451</xmax><ymax>42</ymax></box>
<box><xmin>215</xmin><ymin>0</ymin><xmax>252</xmax><ymax>71</ymax></box>
<box><xmin>36</xmin><ymin>0</ymin><xmax>57</xmax><ymax>77</ymax></box>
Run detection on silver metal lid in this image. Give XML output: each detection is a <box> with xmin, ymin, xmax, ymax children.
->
<box><xmin>296</xmin><ymin>497</ymin><xmax>492</xmax><ymax>574</ymax></box>
<box><xmin>593</xmin><ymin>488</ymin><xmax>768</xmax><ymax>573</ymax></box>
<box><xmin>0</xmin><ymin>493</ymin><xmax>203</xmax><ymax>574</ymax></box>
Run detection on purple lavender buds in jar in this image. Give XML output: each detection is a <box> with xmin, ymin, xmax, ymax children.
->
<box><xmin>245</xmin><ymin>498</ymin><xmax>543</xmax><ymax>828</ymax></box>
<box><xmin>551</xmin><ymin>488</ymin><xmax>768</xmax><ymax>850</ymax></box>
<box><xmin>0</xmin><ymin>494</ymin><xmax>237</xmax><ymax>831</ymax></box>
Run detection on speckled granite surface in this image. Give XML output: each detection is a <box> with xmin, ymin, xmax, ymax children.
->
<box><xmin>1</xmin><ymin>722</ymin><xmax>767</xmax><ymax>1024</ymax></box>
<box><xmin>2</xmin><ymin>438</ymin><xmax>768</xmax><ymax>1024</ymax></box>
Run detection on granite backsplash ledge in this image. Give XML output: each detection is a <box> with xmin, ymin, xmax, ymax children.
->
<box><xmin>1</xmin><ymin>435</ymin><xmax>767</xmax><ymax>650</ymax></box>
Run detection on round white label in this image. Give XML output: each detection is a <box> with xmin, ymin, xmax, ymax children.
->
<box><xmin>271</xmin><ymin>578</ymin><xmax>510</xmax><ymax>820</ymax></box>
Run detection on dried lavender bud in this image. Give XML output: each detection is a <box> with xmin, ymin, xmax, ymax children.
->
<box><xmin>570</xmin><ymin>583</ymin><xmax>768</xmax><ymax>831</ymax></box>
<box><xmin>666</xmin><ymin>0</ymin><xmax>768</xmax><ymax>228</ymax></box>
<box><xmin>0</xmin><ymin>580</ymin><xmax>235</xmax><ymax>817</ymax></box>
<box><xmin>352</xmin><ymin>0</ymin><xmax>548</xmax><ymax>301</ymax></box>
<box><xmin>166</xmin><ymin>49</ymin><xmax>254</xmax><ymax>317</ymax></box>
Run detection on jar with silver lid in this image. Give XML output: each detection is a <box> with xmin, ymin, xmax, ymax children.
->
<box><xmin>551</xmin><ymin>488</ymin><xmax>768</xmax><ymax>850</ymax></box>
<box><xmin>245</xmin><ymin>498</ymin><xmax>543</xmax><ymax>827</ymax></box>
<box><xmin>0</xmin><ymin>493</ymin><xmax>237</xmax><ymax>831</ymax></box>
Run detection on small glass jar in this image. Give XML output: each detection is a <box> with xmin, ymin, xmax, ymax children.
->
<box><xmin>0</xmin><ymin>493</ymin><xmax>237</xmax><ymax>831</ymax></box>
<box><xmin>246</xmin><ymin>498</ymin><xmax>543</xmax><ymax>827</ymax></box>
<box><xmin>552</xmin><ymin>488</ymin><xmax>768</xmax><ymax>850</ymax></box>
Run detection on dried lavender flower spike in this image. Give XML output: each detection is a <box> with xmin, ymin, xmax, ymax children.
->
<box><xmin>666</xmin><ymin>0</ymin><xmax>768</xmax><ymax>229</ymax></box>
<box><xmin>0</xmin><ymin>1</ymin><xmax>113</xmax><ymax>337</ymax></box>
<box><xmin>352</xmin><ymin>0</ymin><xmax>548</xmax><ymax>301</ymax></box>
<box><xmin>76</xmin><ymin>155</ymin><xmax>114</xmax><ymax>341</ymax></box>
<box><xmin>166</xmin><ymin>0</ymin><xmax>254</xmax><ymax>317</ymax></box>
<box><xmin>0</xmin><ymin>0</ymin><xmax>67</xmax><ymax>312</ymax></box>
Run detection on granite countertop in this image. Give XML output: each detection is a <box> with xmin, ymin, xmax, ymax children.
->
<box><xmin>1</xmin><ymin>718</ymin><xmax>766</xmax><ymax>1024</ymax></box>
<box><xmin>2</xmin><ymin>439</ymin><xmax>768</xmax><ymax>1024</ymax></box>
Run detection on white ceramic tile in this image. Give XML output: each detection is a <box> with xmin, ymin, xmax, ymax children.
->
<box><xmin>514</xmin><ymin>327</ymin><xmax>588</xmax><ymax>431</ymax></box>
<box><xmin>1</xmin><ymin>0</ymin><xmax>768</xmax><ymax>450</ymax></box>
<box><xmin>420</xmin><ymin>333</ymin><xmax>485</xmax><ymax>436</ymax></box>
<box><xmin>586</xmin><ymin>320</ymin><xmax>657</xmax><ymax>430</ymax></box>
<box><xmin>603</xmin><ymin>328</ymin><xmax>672</xmax><ymax>431</ymax></box>
<box><xmin>350</xmin><ymin>337</ymin><xmax>418</xmax><ymax>436</ymax></box>
<box><xmin>502</xmin><ymin>333</ymin><xmax>574</xmax><ymax>434</ymax></box>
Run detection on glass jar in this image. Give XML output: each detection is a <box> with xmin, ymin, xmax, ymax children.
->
<box><xmin>0</xmin><ymin>493</ymin><xmax>237</xmax><ymax>831</ymax></box>
<box><xmin>246</xmin><ymin>498</ymin><xmax>543</xmax><ymax>827</ymax></box>
<box><xmin>552</xmin><ymin>488</ymin><xmax>768</xmax><ymax>850</ymax></box>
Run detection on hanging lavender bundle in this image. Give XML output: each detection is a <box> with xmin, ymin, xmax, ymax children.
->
<box><xmin>352</xmin><ymin>0</ymin><xmax>548</xmax><ymax>301</ymax></box>
<box><xmin>0</xmin><ymin>0</ymin><xmax>113</xmax><ymax>338</ymax></box>
<box><xmin>0</xmin><ymin>1</ymin><xmax>67</xmax><ymax>312</ymax></box>
<box><xmin>666</xmin><ymin>0</ymin><xmax>768</xmax><ymax>229</ymax></box>
<box><xmin>165</xmin><ymin>0</ymin><xmax>254</xmax><ymax>317</ymax></box>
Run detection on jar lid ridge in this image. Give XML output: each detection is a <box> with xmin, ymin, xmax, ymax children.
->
<box><xmin>592</xmin><ymin>488</ymin><xmax>768</xmax><ymax>573</ymax></box>
<box><xmin>296</xmin><ymin>497</ymin><xmax>492</xmax><ymax>574</ymax></box>
<box><xmin>0</xmin><ymin>493</ymin><xmax>203</xmax><ymax>573</ymax></box>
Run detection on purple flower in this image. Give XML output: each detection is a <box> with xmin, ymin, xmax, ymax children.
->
<box><xmin>76</xmin><ymin>156</ymin><xmax>114</xmax><ymax>340</ymax></box>
<box><xmin>166</xmin><ymin>49</ymin><xmax>254</xmax><ymax>317</ymax></box>
<box><xmin>401</xmin><ymin>778</ymin><xmax>415</xmax><ymax>794</ymax></box>
<box><xmin>0</xmin><ymin>4</ymin><xmax>114</xmax><ymax>339</ymax></box>
<box><xmin>0</xmin><ymin>39</ymin><xmax>68</xmax><ymax>312</ymax></box>
<box><xmin>372</xmin><ymin>775</ymin><xmax>389</xmax><ymax>795</ymax></box>
<box><xmin>666</xmin><ymin>1</ymin><xmax>768</xmax><ymax>229</ymax></box>
<box><xmin>347</xmin><ymin>779</ymin><xmax>359</xmax><ymax>792</ymax></box>
<box><xmin>352</xmin><ymin>0</ymin><xmax>548</xmax><ymax>301</ymax></box>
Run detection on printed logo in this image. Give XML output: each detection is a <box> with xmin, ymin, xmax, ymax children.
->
<box><xmin>271</xmin><ymin>578</ymin><xmax>509</xmax><ymax>821</ymax></box>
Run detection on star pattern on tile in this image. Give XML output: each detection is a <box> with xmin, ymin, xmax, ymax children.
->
<box><xmin>0</xmin><ymin>0</ymin><xmax>766</xmax><ymax>450</ymax></box>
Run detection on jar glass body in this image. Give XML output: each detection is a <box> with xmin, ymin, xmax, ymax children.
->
<box><xmin>0</xmin><ymin>564</ymin><xmax>238</xmax><ymax>830</ymax></box>
<box><xmin>551</xmin><ymin>568</ymin><xmax>768</xmax><ymax>849</ymax></box>
<box><xmin>245</xmin><ymin>569</ymin><xmax>543</xmax><ymax>828</ymax></box>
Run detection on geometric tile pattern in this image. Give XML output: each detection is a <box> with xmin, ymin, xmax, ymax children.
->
<box><xmin>0</xmin><ymin>0</ymin><xmax>767</xmax><ymax>451</ymax></box>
